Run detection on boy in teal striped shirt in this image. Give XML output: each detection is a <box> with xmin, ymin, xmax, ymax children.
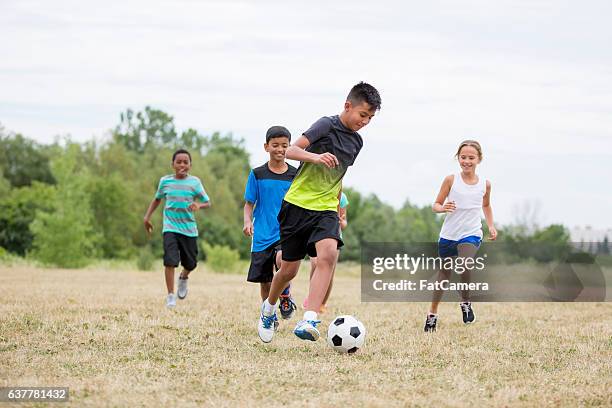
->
<box><xmin>143</xmin><ymin>149</ymin><xmax>211</xmax><ymax>309</ymax></box>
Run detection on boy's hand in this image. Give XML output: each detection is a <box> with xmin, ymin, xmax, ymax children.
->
<box><xmin>488</xmin><ymin>226</ymin><xmax>498</xmax><ymax>241</ymax></box>
<box><xmin>143</xmin><ymin>219</ymin><xmax>153</xmax><ymax>237</ymax></box>
<box><xmin>442</xmin><ymin>201</ymin><xmax>456</xmax><ymax>213</ymax></box>
<box><xmin>188</xmin><ymin>202</ymin><xmax>200</xmax><ymax>212</ymax></box>
<box><xmin>243</xmin><ymin>221</ymin><xmax>254</xmax><ymax>237</ymax></box>
<box><xmin>315</xmin><ymin>152</ymin><xmax>339</xmax><ymax>168</ymax></box>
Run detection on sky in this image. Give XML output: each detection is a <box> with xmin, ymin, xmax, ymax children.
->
<box><xmin>1</xmin><ymin>0</ymin><xmax>611</xmax><ymax>230</ymax></box>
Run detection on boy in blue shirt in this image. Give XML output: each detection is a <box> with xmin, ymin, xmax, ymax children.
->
<box><xmin>243</xmin><ymin>126</ymin><xmax>298</xmax><ymax>320</ymax></box>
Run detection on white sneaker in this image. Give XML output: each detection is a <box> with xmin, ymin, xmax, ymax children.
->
<box><xmin>258</xmin><ymin>302</ymin><xmax>277</xmax><ymax>343</ymax></box>
<box><xmin>293</xmin><ymin>319</ymin><xmax>321</xmax><ymax>341</ymax></box>
<box><xmin>166</xmin><ymin>293</ymin><xmax>177</xmax><ymax>309</ymax></box>
<box><xmin>177</xmin><ymin>277</ymin><xmax>188</xmax><ymax>299</ymax></box>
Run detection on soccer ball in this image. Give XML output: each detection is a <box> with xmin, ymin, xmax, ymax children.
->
<box><xmin>327</xmin><ymin>315</ymin><xmax>366</xmax><ymax>354</ymax></box>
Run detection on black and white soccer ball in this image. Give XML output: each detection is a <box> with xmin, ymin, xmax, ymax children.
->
<box><xmin>327</xmin><ymin>315</ymin><xmax>366</xmax><ymax>354</ymax></box>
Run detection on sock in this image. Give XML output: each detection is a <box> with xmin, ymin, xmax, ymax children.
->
<box><xmin>281</xmin><ymin>285</ymin><xmax>291</xmax><ymax>297</ymax></box>
<box><xmin>304</xmin><ymin>310</ymin><xmax>318</xmax><ymax>322</ymax></box>
<box><xmin>263</xmin><ymin>299</ymin><xmax>276</xmax><ymax>315</ymax></box>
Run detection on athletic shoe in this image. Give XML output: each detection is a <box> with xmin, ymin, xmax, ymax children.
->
<box><xmin>166</xmin><ymin>293</ymin><xmax>177</xmax><ymax>309</ymax></box>
<box><xmin>258</xmin><ymin>302</ymin><xmax>277</xmax><ymax>343</ymax></box>
<box><xmin>293</xmin><ymin>319</ymin><xmax>321</xmax><ymax>341</ymax></box>
<box><xmin>424</xmin><ymin>313</ymin><xmax>437</xmax><ymax>332</ymax></box>
<box><xmin>279</xmin><ymin>295</ymin><xmax>297</xmax><ymax>320</ymax></box>
<box><xmin>460</xmin><ymin>302</ymin><xmax>475</xmax><ymax>324</ymax></box>
<box><xmin>177</xmin><ymin>277</ymin><xmax>188</xmax><ymax>299</ymax></box>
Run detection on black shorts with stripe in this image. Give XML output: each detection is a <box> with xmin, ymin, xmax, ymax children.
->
<box><xmin>278</xmin><ymin>200</ymin><xmax>343</xmax><ymax>262</ymax></box>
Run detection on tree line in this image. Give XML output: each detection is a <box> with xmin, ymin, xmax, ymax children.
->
<box><xmin>0</xmin><ymin>107</ymin><xmax>600</xmax><ymax>268</ymax></box>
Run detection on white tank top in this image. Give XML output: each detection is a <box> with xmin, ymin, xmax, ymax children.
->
<box><xmin>439</xmin><ymin>173</ymin><xmax>486</xmax><ymax>241</ymax></box>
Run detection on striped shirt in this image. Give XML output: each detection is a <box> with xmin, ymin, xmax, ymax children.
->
<box><xmin>155</xmin><ymin>174</ymin><xmax>209</xmax><ymax>237</ymax></box>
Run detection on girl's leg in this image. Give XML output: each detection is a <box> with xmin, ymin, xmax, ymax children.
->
<box><xmin>456</xmin><ymin>243</ymin><xmax>479</xmax><ymax>302</ymax></box>
<box><xmin>429</xmin><ymin>268</ymin><xmax>451</xmax><ymax>314</ymax></box>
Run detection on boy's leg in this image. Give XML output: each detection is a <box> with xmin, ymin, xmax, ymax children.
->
<box><xmin>164</xmin><ymin>266</ymin><xmax>177</xmax><ymax>309</ymax></box>
<box><xmin>276</xmin><ymin>250</ymin><xmax>296</xmax><ymax>319</ymax></box>
<box><xmin>176</xmin><ymin>235</ymin><xmax>198</xmax><ymax>300</ymax></box>
<box><xmin>293</xmin><ymin>239</ymin><xmax>336</xmax><ymax>341</ymax></box>
<box><xmin>258</xmin><ymin>260</ymin><xmax>301</xmax><ymax>343</ymax></box>
<box><xmin>321</xmin><ymin>250</ymin><xmax>340</xmax><ymax>306</ymax></box>
<box><xmin>304</xmin><ymin>238</ymin><xmax>337</xmax><ymax>313</ymax></box>
<box><xmin>165</xmin><ymin>266</ymin><xmax>176</xmax><ymax>294</ymax></box>
<box><xmin>303</xmin><ymin>257</ymin><xmax>317</xmax><ymax>309</ymax></box>
<box><xmin>179</xmin><ymin>268</ymin><xmax>191</xmax><ymax>279</ymax></box>
<box><xmin>309</xmin><ymin>257</ymin><xmax>317</xmax><ymax>280</ymax></box>
<box><xmin>267</xmin><ymin>260</ymin><xmax>301</xmax><ymax>305</ymax></box>
<box><xmin>162</xmin><ymin>232</ymin><xmax>181</xmax><ymax>295</ymax></box>
<box><xmin>260</xmin><ymin>282</ymin><xmax>272</xmax><ymax>301</ymax></box>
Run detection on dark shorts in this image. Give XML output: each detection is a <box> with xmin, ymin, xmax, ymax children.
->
<box><xmin>278</xmin><ymin>200</ymin><xmax>343</xmax><ymax>262</ymax></box>
<box><xmin>247</xmin><ymin>242</ymin><xmax>281</xmax><ymax>283</ymax></box>
<box><xmin>438</xmin><ymin>235</ymin><xmax>482</xmax><ymax>258</ymax></box>
<box><xmin>163</xmin><ymin>232</ymin><xmax>198</xmax><ymax>271</ymax></box>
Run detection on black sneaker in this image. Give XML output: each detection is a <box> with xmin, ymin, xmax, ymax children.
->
<box><xmin>424</xmin><ymin>313</ymin><xmax>438</xmax><ymax>332</ymax></box>
<box><xmin>279</xmin><ymin>295</ymin><xmax>296</xmax><ymax>320</ymax></box>
<box><xmin>460</xmin><ymin>302</ymin><xmax>475</xmax><ymax>324</ymax></box>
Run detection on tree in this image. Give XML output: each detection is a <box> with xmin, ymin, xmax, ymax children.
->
<box><xmin>0</xmin><ymin>131</ymin><xmax>55</xmax><ymax>187</ymax></box>
<box><xmin>0</xmin><ymin>182</ymin><xmax>56</xmax><ymax>255</ymax></box>
<box><xmin>113</xmin><ymin>107</ymin><xmax>178</xmax><ymax>153</ymax></box>
<box><xmin>30</xmin><ymin>144</ymin><xmax>98</xmax><ymax>267</ymax></box>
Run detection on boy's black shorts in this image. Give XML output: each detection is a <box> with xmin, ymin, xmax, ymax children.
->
<box><xmin>163</xmin><ymin>232</ymin><xmax>198</xmax><ymax>271</ymax></box>
<box><xmin>278</xmin><ymin>200</ymin><xmax>343</xmax><ymax>262</ymax></box>
<box><xmin>247</xmin><ymin>242</ymin><xmax>281</xmax><ymax>283</ymax></box>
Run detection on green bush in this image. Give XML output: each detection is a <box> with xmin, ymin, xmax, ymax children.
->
<box><xmin>136</xmin><ymin>246</ymin><xmax>155</xmax><ymax>271</ymax></box>
<box><xmin>203</xmin><ymin>242</ymin><xmax>240</xmax><ymax>273</ymax></box>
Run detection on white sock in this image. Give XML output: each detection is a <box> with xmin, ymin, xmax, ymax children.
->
<box><xmin>304</xmin><ymin>310</ymin><xmax>318</xmax><ymax>322</ymax></box>
<box><xmin>263</xmin><ymin>299</ymin><xmax>276</xmax><ymax>315</ymax></box>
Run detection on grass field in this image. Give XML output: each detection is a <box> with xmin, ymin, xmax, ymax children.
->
<box><xmin>1</xmin><ymin>263</ymin><xmax>611</xmax><ymax>407</ymax></box>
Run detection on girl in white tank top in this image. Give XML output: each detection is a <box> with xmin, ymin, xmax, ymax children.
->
<box><xmin>424</xmin><ymin>140</ymin><xmax>497</xmax><ymax>333</ymax></box>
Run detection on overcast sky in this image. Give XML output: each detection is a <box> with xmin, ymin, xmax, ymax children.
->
<box><xmin>1</xmin><ymin>0</ymin><xmax>611</xmax><ymax>229</ymax></box>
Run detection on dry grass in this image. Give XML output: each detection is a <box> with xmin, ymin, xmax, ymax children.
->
<box><xmin>0</xmin><ymin>263</ymin><xmax>611</xmax><ymax>407</ymax></box>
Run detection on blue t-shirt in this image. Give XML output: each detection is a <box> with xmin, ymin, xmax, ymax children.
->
<box><xmin>244</xmin><ymin>163</ymin><xmax>297</xmax><ymax>252</ymax></box>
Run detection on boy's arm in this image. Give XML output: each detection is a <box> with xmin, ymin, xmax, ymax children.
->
<box><xmin>243</xmin><ymin>201</ymin><xmax>255</xmax><ymax>237</ymax></box>
<box><xmin>433</xmin><ymin>175</ymin><xmax>455</xmax><ymax>213</ymax></box>
<box><xmin>188</xmin><ymin>197</ymin><xmax>211</xmax><ymax>211</ymax></box>
<box><xmin>339</xmin><ymin>206</ymin><xmax>348</xmax><ymax>230</ymax></box>
<box><xmin>143</xmin><ymin>198</ymin><xmax>162</xmax><ymax>236</ymax></box>
<box><xmin>286</xmin><ymin>136</ymin><xmax>339</xmax><ymax>168</ymax></box>
<box><xmin>482</xmin><ymin>180</ymin><xmax>497</xmax><ymax>240</ymax></box>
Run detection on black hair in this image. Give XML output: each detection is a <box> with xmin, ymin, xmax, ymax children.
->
<box><xmin>347</xmin><ymin>82</ymin><xmax>382</xmax><ymax>111</ymax></box>
<box><xmin>172</xmin><ymin>149</ymin><xmax>192</xmax><ymax>162</ymax></box>
<box><xmin>265</xmin><ymin>126</ymin><xmax>292</xmax><ymax>144</ymax></box>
